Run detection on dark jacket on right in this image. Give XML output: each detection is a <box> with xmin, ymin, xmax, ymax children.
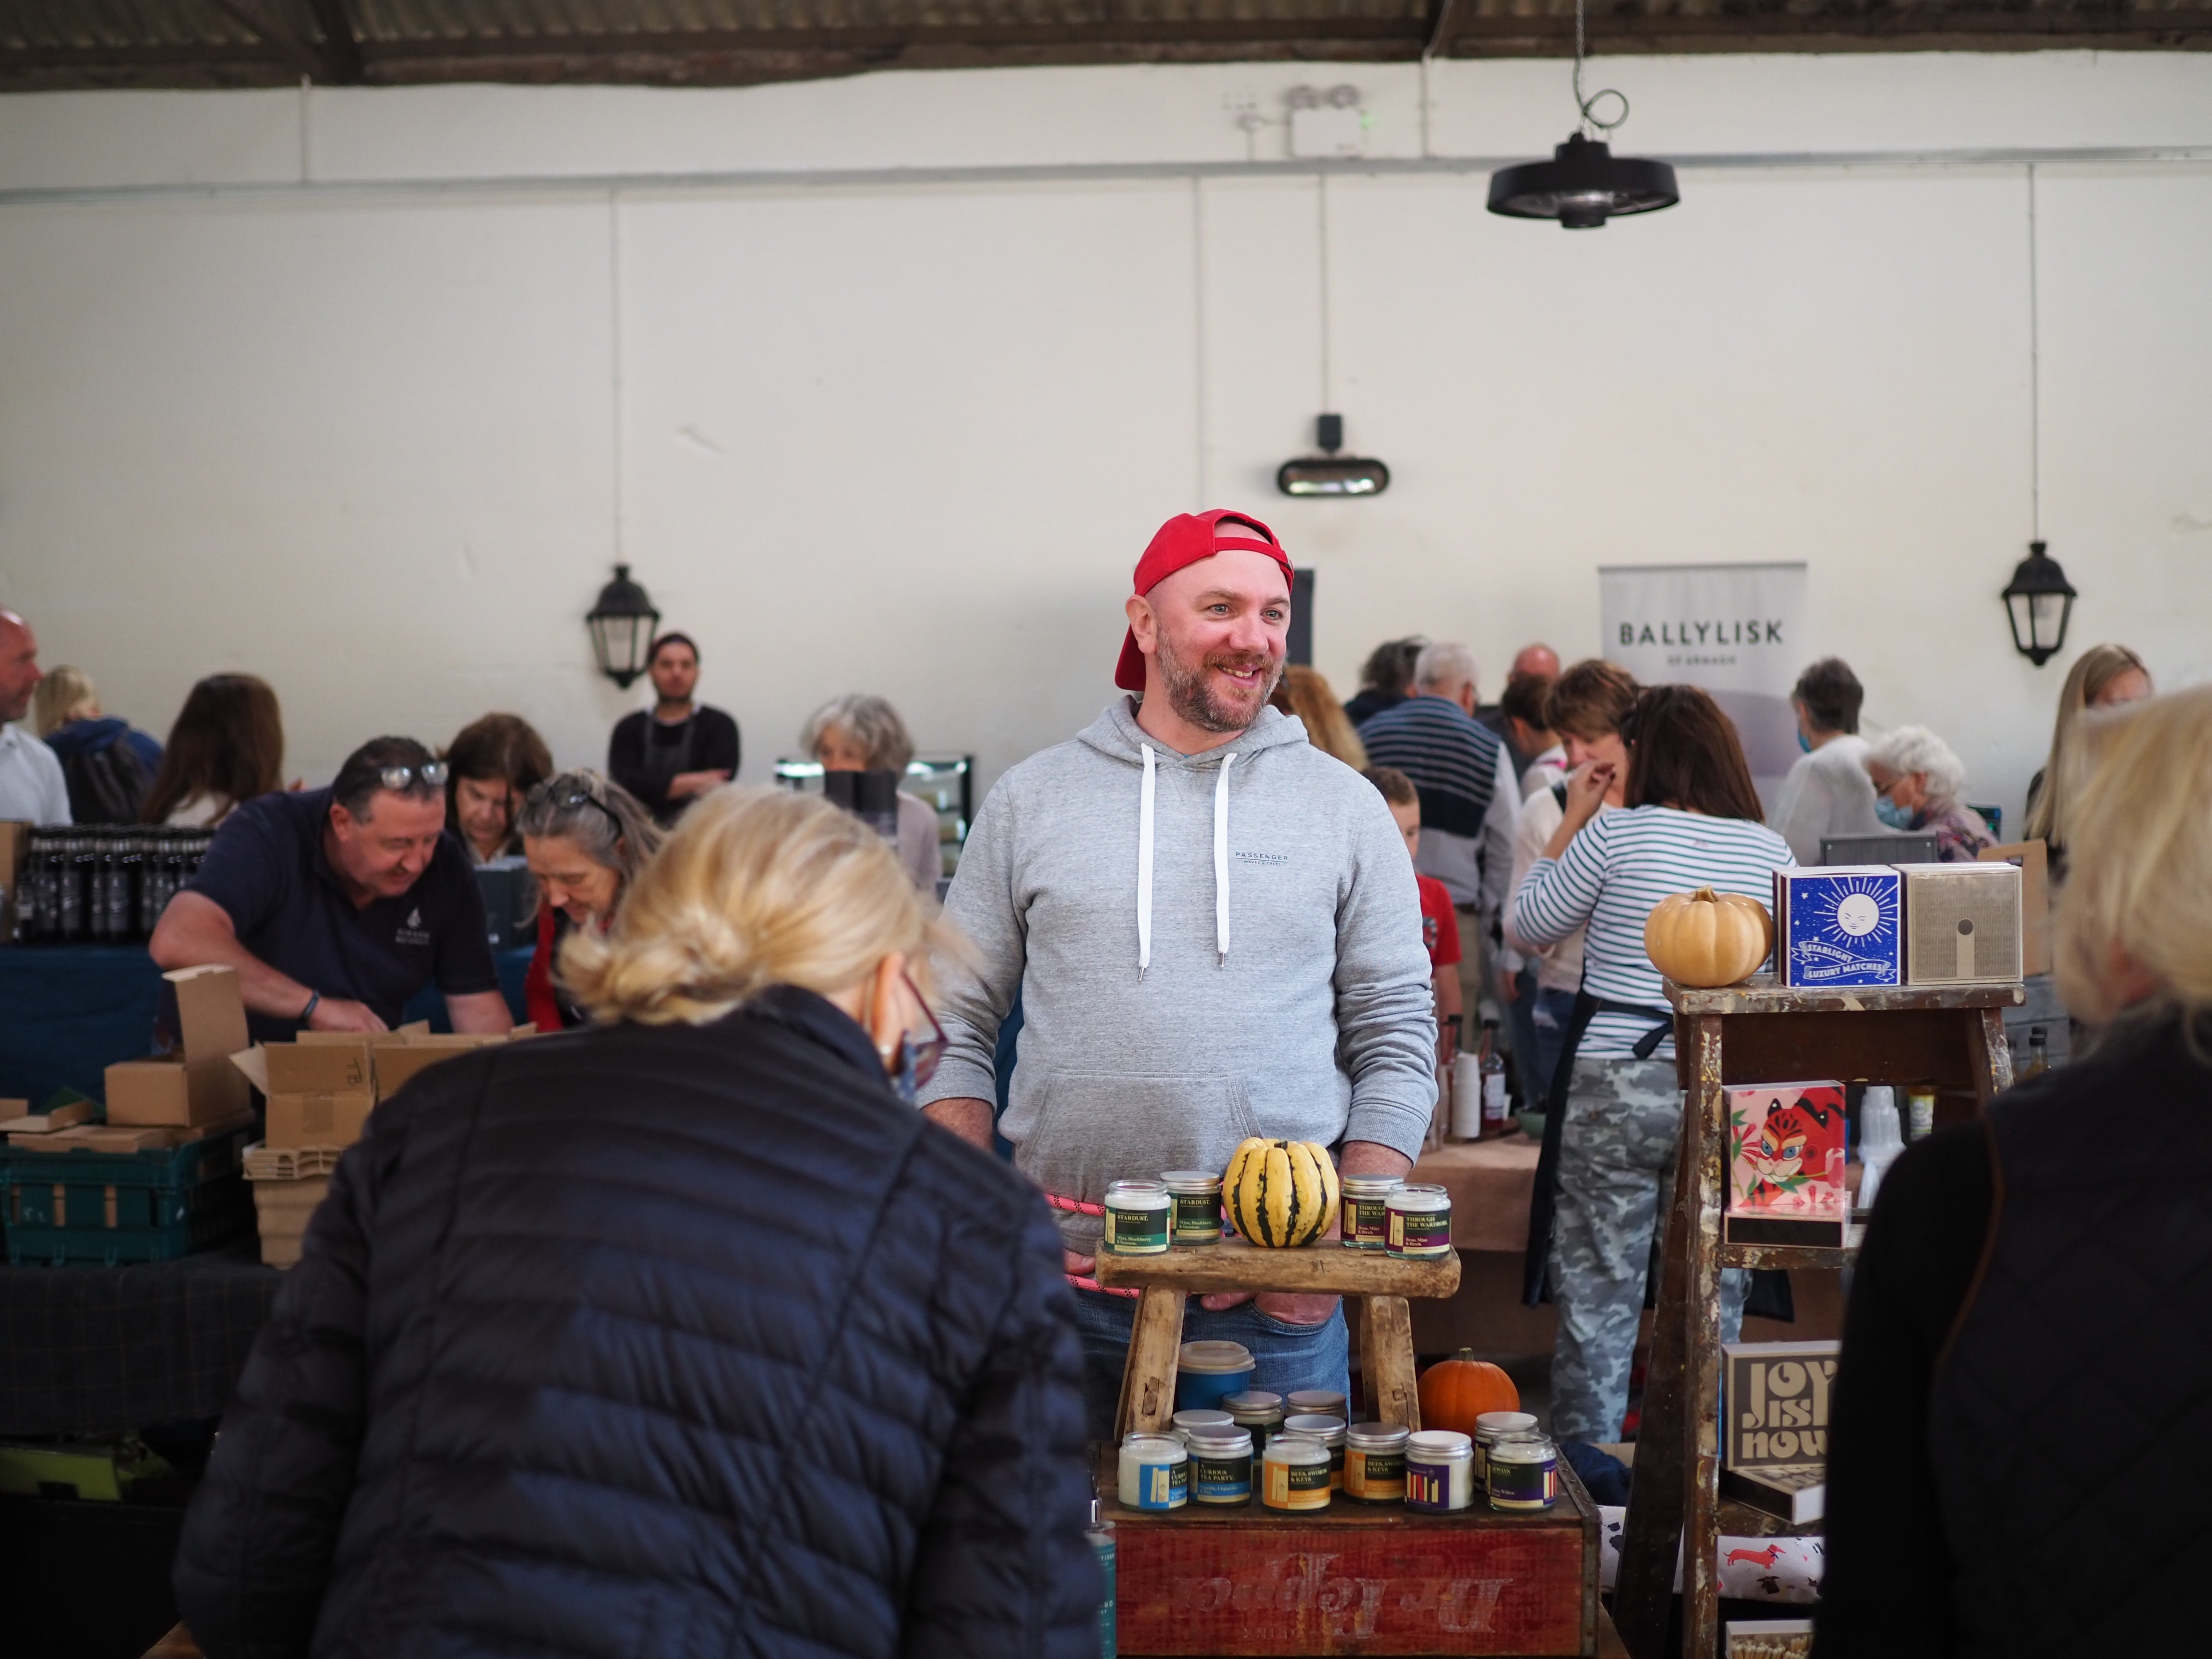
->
<box><xmin>1817</xmin><ymin>1010</ymin><xmax>2212</xmax><ymax>1658</ymax></box>
<box><xmin>173</xmin><ymin>985</ymin><xmax>1100</xmax><ymax>1659</ymax></box>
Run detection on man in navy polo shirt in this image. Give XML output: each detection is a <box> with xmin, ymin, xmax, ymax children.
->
<box><xmin>151</xmin><ymin>736</ymin><xmax>511</xmax><ymax>1043</ymax></box>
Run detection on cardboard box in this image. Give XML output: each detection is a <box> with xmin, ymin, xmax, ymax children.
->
<box><xmin>373</xmin><ymin>1034</ymin><xmax>507</xmax><ymax>1100</ymax></box>
<box><xmin>1977</xmin><ymin>839</ymin><xmax>2051</xmax><ymax>977</ymax></box>
<box><xmin>1902</xmin><ymin>862</ymin><xmax>2024</xmax><ymax>986</ymax></box>
<box><xmin>264</xmin><ymin>1036</ymin><xmax>373</xmax><ymax>1094</ymax></box>
<box><xmin>109</xmin><ymin>966</ymin><xmax>255</xmax><ymax>1126</ymax></box>
<box><xmin>1722</xmin><ymin>1340</ymin><xmax>1839</xmax><ymax>1469</ymax></box>
<box><xmin>1773</xmin><ymin>866</ymin><xmax>1903</xmax><ymax>988</ymax></box>
<box><xmin>103</xmin><ymin>1057</ymin><xmax>251</xmax><ymax>1129</ymax></box>
<box><xmin>169</xmin><ymin>965</ymin><xmax>251</xmax><ymax>1061</ymax></box>
<box><xmin>264</xmin><ymin>1091</ymin><xmax>375</xmax><ymax>1151</ymax></box>
<box><xmin>252</xmin><ymin>1172</ymin><xmax>331</xmax><ymax>1269</ymax></box>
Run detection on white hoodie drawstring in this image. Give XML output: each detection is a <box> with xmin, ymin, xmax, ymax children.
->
<box><xmin>1214</xmin><ymin>753</ymin><xmax>1235</xmax><ymax>967</ymax></box>
<box><xmin>1137</xmin><ymin>744</ymin><xmax>1156</xmax><ymax>980</ymax></box>
<box><xmin>1135</xmin><ymin>743</ymin><xmax>1236</xmax><ymax>976</ymax></box>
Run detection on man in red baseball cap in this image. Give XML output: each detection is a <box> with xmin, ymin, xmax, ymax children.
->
<box><xmin>914</xmin><ymin>506</ymin><xmax>1438</xmax><ymax>1437</ymax></box>
<box><xmin>1113</xmin><ymin>510</ymin><xmax>1297</xmax><ymax>743</ymax></box>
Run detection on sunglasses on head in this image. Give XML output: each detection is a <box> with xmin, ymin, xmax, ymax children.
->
<box><xmin>380</xmin><ymin>761</ymin><xmax>449</xmax><ymax>791</ymax></box>
<box><xmin>555</xmin><ymin>785</ymin><xmax>625</xmax><ymax>831</ymax></box>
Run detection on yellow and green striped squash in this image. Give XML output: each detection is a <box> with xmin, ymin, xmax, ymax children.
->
<box><xmin>1223</xmin><ymin>1136</ymin><xmax>1341</xmax><ymax>1248</ymax></box>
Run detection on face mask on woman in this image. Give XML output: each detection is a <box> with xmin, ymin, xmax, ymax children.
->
<box><xmin>1875</xmin><ymin>796</ymin><xmax>1916</xmax><ymax>831</ymax></box>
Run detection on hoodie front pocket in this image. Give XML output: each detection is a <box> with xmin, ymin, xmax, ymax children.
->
<box><xmin>1018</xmin><ymin>1070</ymin><xmax>1264</xmax><ymax>1210</ymax></box>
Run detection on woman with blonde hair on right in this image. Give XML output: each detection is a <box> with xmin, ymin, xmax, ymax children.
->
<box><xmin>1818</xmin><ymin>685</ymin><xmax>2212</xmax><ymax>1659</ymax></box>
<box><xmin>2020</xmin><ymin>641</ymin><xmax>2152</xmax><ymax>872</ymax></box>
<box><xmin>175</xmin><ymin>785</ymin><xmax>1101</xmax><ymax>1659</ymax></box>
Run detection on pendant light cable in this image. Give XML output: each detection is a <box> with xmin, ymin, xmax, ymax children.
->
<box><xmin>1317</xmin><ymin>174</ymin><xmax>1332</xmax><ymax>413</ymax></box>
<box><xmin>2027</xmin><ymin>162</ymin><xmax>2042</xmax><ymax>541</ymax></box>
<box><xmin>1572</xmin><ymin>0</ymin><xmax>1628</xmax><ymax>137</ymax></box>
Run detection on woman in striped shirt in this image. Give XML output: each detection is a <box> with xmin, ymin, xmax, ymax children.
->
<box><xmin>1509</xmin><ymin>685</ymin><xmax>1795</xmax><ymax>1443</ymax></box>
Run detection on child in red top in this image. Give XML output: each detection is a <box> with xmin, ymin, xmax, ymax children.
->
<box><xmin>1364</xmin><ymin>767</ymin><xmax>1463</xmax><ymax>1064</ymax></box>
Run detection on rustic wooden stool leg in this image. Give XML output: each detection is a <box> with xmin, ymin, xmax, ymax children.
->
<box><xmin>1678</xmin><ymin>1015</ymin><xmax>1730</xmax><ymax>1659</ymax></box>
<box><xmin>1354</xmin><ymin>1293</ymin><xmax>1375</xmax><ymax>1421</ymax></box>
<box><xmin>1115</xmin><ymin>1286</ymin><xmax>1188</xmax><ymax>1439</ymax></box>
<box><xmin>1361</xmin><ymin>1293</ymin><xmax>1422</xmax><ymax>1431</ymax></box>
<box><xmin>1969</xmin><ymin>1005</ymin><xmax>2015</xmax><ymax>1106</ymax></box>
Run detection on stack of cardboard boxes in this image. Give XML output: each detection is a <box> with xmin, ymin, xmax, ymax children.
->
<box><xmin>233</xmin><ymin>1026</ymin><xmax>529</xmax><ymax>1266</ymax></box>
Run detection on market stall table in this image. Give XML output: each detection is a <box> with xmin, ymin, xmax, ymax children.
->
<box><xmin>0</xmin><ymin>1241</ymin><xmax>280</xmax><ymax>1436</ymax></box>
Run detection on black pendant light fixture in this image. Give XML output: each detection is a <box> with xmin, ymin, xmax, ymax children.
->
<box><xmin>1487</xmin><ymin>0</ymin><xmax>1678</xmax><ymax>229</ymax></box>
<box><xmin>586</xmin><ymin>563</ymin><xmax>661</xmax><ymax>687</ymax></box>
<box><xmin>1279</xmin><ymin>413</ymin><xmax>1391</xmax><ymax>497</ymax></box>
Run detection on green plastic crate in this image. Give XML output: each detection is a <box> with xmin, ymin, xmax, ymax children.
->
<box><xmin>1</xmin><ymin>1127</ymin><xmax>253</xmax><ymax>1267</ymax></box>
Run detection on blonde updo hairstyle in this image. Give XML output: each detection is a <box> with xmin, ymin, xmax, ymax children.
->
<box><xmin>559</xmin><ymin>784</ymin><xmax>948</xmax><ymax>1027</ymax></box>
<box><xmin>2051</xmin><ymin>686</ymin><xmax>2212</xmax><ymax>1032</ymax></box>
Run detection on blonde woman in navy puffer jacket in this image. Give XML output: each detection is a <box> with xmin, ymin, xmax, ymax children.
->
<box><xmin>174</xmin><ymin>787</ymin><xmax>1099</xmax><ymax>1659</ymax></box>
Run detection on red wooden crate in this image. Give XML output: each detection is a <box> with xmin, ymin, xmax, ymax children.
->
<box><xmin>1100</xmin><ymin>1452</ymin><xmax>1599</xmax><ymax>1656</ymax></box>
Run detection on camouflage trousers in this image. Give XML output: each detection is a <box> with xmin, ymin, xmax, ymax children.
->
<box><xmin>1547</xmin><ymin>1055</ymin><xmax>1747</xmax><ymax>1444</ymax></box>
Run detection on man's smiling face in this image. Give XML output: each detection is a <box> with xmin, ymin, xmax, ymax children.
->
<box><xmin>1138</xmin><ymin>546</ymin><xmax>1291</xmax><ymax>735</ymax></box>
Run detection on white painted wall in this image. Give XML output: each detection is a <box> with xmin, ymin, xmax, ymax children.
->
<box><xmin>1</xmin><ymin>54</ymin><xmax>2208</xmax><ymax>833</ymax></box>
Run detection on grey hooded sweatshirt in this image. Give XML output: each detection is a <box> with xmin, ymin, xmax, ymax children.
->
<box><xmin>921</xmin><ymin>697</ymin><xmax>1438</xmax><ymax>1255</ymax></box>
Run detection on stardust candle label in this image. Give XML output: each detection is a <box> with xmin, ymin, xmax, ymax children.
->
<box><xmin>1774</xmin><ymin>867</ymin><xmax>1903</xmax><ymax>987</ymax></box>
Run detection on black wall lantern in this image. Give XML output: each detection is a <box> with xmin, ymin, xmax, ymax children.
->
<box><xmin>1278</xmin><ymin>413</ymin><xmax>1391</xmax><ymax>497</ymax></box>
<box><xmin>2001</xmin><ymin>541</ymin><xmax>2076</xmax><ymax>667</ymax></box>
<box><xmin>587</xmin><ymin>563</ymin><xmax>661</xmax><ymax>688</ymax></box>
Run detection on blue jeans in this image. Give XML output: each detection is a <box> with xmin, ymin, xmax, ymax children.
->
<box><xmin>1069</xmin><ymin>1288</ymin><xmax>1350</xmax><ymax>1443</ymax></box>
<box><xmin>1529</xmin><ymin>985</ymin><xmax>1580</xmax><ymax>1107</ymax></box>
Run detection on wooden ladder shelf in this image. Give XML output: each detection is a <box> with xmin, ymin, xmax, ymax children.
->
<box><xmin>1612</xmin><ymin>975</ymin><xmax>2023</xmax><ymax>1659</ymax></box>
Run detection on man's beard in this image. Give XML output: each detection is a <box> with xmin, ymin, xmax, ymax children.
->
<box><xmin>1155</xmin><ymin>630</ymin><xmax>1283</xmax><ymax>734</ymax></box>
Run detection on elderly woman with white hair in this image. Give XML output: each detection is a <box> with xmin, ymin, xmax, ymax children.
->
<box><xmin>1864</xmin><ymin>725</ymin><xmax>1994</xmax><ymax>862</ymax></box>
<box><xmin>803</xmin><ymin>693</ymin><xmax>942</xmax><ymax>891</ymax></box>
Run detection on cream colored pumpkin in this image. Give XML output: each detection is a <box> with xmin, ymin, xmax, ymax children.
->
<box><xmin>1644</xmin><ymin>887</ymin><xmax>1774</xmax><ymax>987</ymax></box>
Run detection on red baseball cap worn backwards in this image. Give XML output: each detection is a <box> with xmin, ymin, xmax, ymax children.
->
<box><xmin>1115</xmin><ymin>509</ymin><xmax>1293</xmax><ymax>692</ymax></box>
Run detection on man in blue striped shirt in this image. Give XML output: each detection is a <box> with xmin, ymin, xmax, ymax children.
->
<box><xmin>1358</xmin><ymin>642</ymin><xmax>1521</xmax><ymax>1018</ymax></box>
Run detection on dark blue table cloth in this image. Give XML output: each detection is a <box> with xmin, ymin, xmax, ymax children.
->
<box><xmin>0</xmin><ymin>945</ymin><xmax>532</xmax><ymax>1107</ymax></box>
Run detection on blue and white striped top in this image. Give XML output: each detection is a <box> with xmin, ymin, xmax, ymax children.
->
<box><xmin>1509</xmin><ymin>806</ymin><xmax>1795</xmax><ymax>1059</ymax></box>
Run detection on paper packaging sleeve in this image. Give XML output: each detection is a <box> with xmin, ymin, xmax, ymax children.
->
<box><xmin>1978</xmin><ymin>839</ymin><xmax>2050</xmax><ymax>977</ymax></box>
<box><xmin>168</xmin><ymin>964</ymin><xmax>251</xmax><ymax>1064</ymax></box>
<box><xmin>105</xmin><ymin>1054</ymin><xmax>251</xmax><ymax>1127</ymax></box>
<box><xmin>264</xmin><ymin>1090</ymin><xmax>375</xmax><ymax>1151</ymax></box>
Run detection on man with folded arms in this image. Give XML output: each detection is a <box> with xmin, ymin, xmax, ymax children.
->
<box><xmin>151</xmin><ymin>736</ymin><xmax>510</xmax><ymax>1043</ymax></box>
<box><xmin>919</xmin><ymin>509</ymin><xmax>1437</xmax><ymax>1434</ymax></box>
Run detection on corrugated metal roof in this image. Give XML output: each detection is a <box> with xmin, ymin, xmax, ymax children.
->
<box><xmin>2</xmin><ymin>0</ymin><xmax>2204</xmax><ymax>90</ymax></box>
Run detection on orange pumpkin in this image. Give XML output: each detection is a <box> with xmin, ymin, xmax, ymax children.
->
<box><xmin>1417</xmin><ymin>1350</ymin><xmax>1521</xmax><ymax>1434</ymax></box>
<box><xmin>1644</xmin><ymin>886</ymin><xmax>1774</xmax><ymax>988</ymax></box>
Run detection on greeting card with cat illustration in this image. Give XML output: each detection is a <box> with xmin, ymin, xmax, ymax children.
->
<box><xmin>1728</xmin><ymin>1082</ymin><xmax>1848</xmax><ymax>1216</ymax></box>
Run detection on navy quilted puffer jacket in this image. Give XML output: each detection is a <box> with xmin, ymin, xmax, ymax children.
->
<box><xmin>174</xmin><ymin>986</ymin><xmax>1100</xmax><ymax>1659</ymax></box>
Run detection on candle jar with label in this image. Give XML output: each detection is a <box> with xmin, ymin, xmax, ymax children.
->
<box><xmin>1386</xmin><ymin>1183</ymin><xmax>1454</xmax><ymax>1259</ymax></box>
<box><xmin>1161</xmin><ymin>1169</ymin><xmax>1223</xmax><ymax>1244</ymax></box>
<box><xmin>1405</xmin><ymin>1430</ymin><xmax>1475</xmax><ymax>1513</ymax></box>
<box><xmin>1261</xmin><ymin>1436</ymin><xmax>1332</xmax><ymax>1512</ymax></box>
<box><xmin>1118</xmin><ymin>1433</ymin><xmax>1189</xmax><ymax>1511</ymax></box>
<box><xmin>1103</xmin><ymin>1180</ymin><xmax>1171</xmax><ymax>1254</ymax></box>
<box><xmin>1339</xmin><ymin>1175</ymin><xmax>1403</xmax><ymax>1250</ymax></box>
<box><xmin>1344</xmin><ymin>1422</ymin><xmax>1409</xmax><ymax>1503</ymax></box>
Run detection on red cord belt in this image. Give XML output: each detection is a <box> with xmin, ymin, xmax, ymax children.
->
<box><xmin>1046</xmin><ymin>1192</ymin><xmax>1140</xmax><ymax>1298</ymax></box>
